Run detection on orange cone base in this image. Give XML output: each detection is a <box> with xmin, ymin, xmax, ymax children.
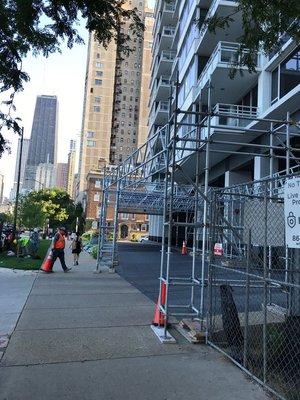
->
<box><xmin>41</xmin><ymin>254</ymin><xmax>54</xmax><ymax>273</ymax></box>
<box><xmin>152</xmin><ymin>302</ymin><xmax>166</xmax><ymax>327</ymax></box>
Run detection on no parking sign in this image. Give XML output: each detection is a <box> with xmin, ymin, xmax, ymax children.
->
<box><xmin>284</xmin><ymin>177</ymin><xmax>300</xmax><ymax>248</ymax></box>
<box><xmin>214</xmin><ymin>243</ymin><xmax>223</xmax><ymax>256</ymax></box>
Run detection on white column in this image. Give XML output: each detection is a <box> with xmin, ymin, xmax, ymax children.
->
<box><xmin>257</xmin><ymin>54</ymin><xmax>271</xmax><ymax>114</ymax></box>
<box><xmin>225</xmin><ymin>170</ymin><xmax>252</xmax><ymax>187</ymax></box>
<box><xmin>254</xmin><ymin>156</ymin><xmax>278</xmax><ymax>180</ymax></box>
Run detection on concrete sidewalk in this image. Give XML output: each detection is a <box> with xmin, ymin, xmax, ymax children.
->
<box><xmin>0</xmin><ymin>248</ymin><xmax>268</xmax><ymax>400</ymax></box>
<box><xmin>0</xmin><ymin>268</ymin><xmax>37</xmax><ymax>344</ymax></box>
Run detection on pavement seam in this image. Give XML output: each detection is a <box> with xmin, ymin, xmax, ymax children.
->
<box><xmin>24</xmin><ymin>304</ymin><xmax>153</xmax><ymax>310</ymax></box>
<box><xmin>0</xmin><ymin>351</ymin><xmax>192</xmax><ymax>369</ymax></box>
<box><xmin>15</xmin><ymin>323</ymin><xmax>152</xmax><ymax>332</ymax></box>
<box><xmin>28</xmin><ymin>291</ymin><xmax>140</xmax><ymax>296</ymax></box>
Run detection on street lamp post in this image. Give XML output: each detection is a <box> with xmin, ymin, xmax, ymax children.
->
<box><xmin>12</xmin><ymin>127</ymin><xmax>24</xmax><ymax>239</ymax></box>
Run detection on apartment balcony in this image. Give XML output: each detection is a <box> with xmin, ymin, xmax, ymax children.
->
<box><xmin>152</xmin><ymin>50</ymin><xmax>176</xmax><ymax>80</ymax></box>
<box><xmin>196</xmin><ymin>0</ymin><xmax>240</xmax><ymax>55</ymax></box>
<box><xmin>154</xmin><ymin>1</ymin><xmax>176</xmax><ymax>35</ymax></box>
<box><xmin>149</xmin><ymin>101</ymin><xmax>169</xmax><ymax>128</ymax></box>
<box><xmin>151</xmin><ymin>76</ymin><xmax>171</xmax><ymax>105</ymax></box>
<box><xmin>175</xmin><ymin>103</ymin><xmax>260</xmax><ymax>179</ymax></box>
<box><xmin>194</xmin><ymin>42</ymin><xmax>261</xmax><ymax>105</ymax></box>
<box><xmin>156</xmin><ymin>26</ymin><xmax>176</xmax><ymax>54</ymax></box>
<box><xmin>173</xmin><ymin>0</ymin><xmax>180</xmax><ymax>18</ymax></box>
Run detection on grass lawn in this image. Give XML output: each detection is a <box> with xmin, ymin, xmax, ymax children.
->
<box><xmin>0</xmin><ymin>239</ymin><xmax>51</xmax><ymax>270</ymax></box>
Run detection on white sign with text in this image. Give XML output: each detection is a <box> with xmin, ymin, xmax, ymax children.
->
<box><xmin>284</xmin><ymin>177</ymin><xmax>300</xmax><ymax>248</ymax></box>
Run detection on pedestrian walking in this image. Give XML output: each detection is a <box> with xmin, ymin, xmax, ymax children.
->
<box><xmin>71</xmin><ymin>233</ymin><xmax>82</xmax><ymax>266</ymax></box>
<box><xmin>51</xmin><ymin>227</ymin><xmax>71</xmax><ymax>272</ymax></box>
<box><xmin>29</xmin><ymin>228</ymin><xmax>40</xmax><ymax>258</ymax></box>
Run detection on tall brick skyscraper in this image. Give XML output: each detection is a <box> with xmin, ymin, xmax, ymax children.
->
<box><xmin>78</xmin><ymin>1</ymin><xmax>153</xmax><ymax>192</ymax></box>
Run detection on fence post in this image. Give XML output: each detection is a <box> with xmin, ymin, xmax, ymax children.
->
<box><xmin>207</xmin><ymin>190</ymin><xmax>217</xmax><ymax>342</ymax></box>
<box><xmin>243</xmin><ymin>229</ymin><xmax>251</xmax><ymax>368</ymax></box>
<box><xmin>263</xmin><ymin>183</ymin><xmax>268</xmax><ymax>383</ymax></box>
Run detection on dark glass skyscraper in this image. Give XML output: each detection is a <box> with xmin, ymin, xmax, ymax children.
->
<box><xmin>23</xmin><ymin>95</ymin><xmax>58</xmax><ymax>190</ymax></box>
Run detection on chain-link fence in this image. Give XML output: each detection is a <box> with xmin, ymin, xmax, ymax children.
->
<box><xmin>207</xmin><ymin>174</ymin><xmax>300</xmax><ymax>400</ymax></box>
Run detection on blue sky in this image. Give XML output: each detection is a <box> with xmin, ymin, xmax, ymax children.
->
<box><xmin>0</xmin><ymin>0</ymin><xmax>156</xmax><ymax>198</ymax></box>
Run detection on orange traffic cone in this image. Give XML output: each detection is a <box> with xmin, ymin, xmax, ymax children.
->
<box><xmin>152</xmin><ymin>281</ymin><xmax>166</xmax><ymax>326</ymax></box>
<box><xmin>181</xmin><ymin>241</ymin><xmax>188</xmax><ymax>255</ymax></box>
<box><xmin>41</xmin><ymin>251</ymin><xmax>54</xmax><ymax>273</ymax></box>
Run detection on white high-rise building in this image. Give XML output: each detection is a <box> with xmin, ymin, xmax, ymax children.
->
<box><xmin>148</xmin><ymin>0</ymin><xmax>300</xmax><ymax>241</ymax></box>
<box><xmin>35</xmin><ymin>163</ymin><xmax>55</xmax><ymax>190</ymax></box>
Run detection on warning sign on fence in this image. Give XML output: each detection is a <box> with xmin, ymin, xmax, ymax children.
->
<box><xmin>284</xmin><ymin>177</ymin><xmax>300</xmax><ymax>248</ymax></box>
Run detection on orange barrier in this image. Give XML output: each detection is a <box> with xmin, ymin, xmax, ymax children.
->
<box><xmin>181</xmin><ymin>240</ymin><xmax>188</xmax><ymax>255</ymax></box>
<box><xmin>152</xmin><ymin>281</ymin><xmax>166</xmax><ymax>326</ymax></box>
<box><xmin>41</xmin><ymin>251</ymin><xmax>54</xmax><ymax>273</ymax></box>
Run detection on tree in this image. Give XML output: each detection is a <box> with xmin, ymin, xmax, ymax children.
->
<box><xmin>18</xmin><ymin>188</ymin><xmax>84</xmax><ymax>231</ymax></box>
<box><xmin>0</xmin><ymin>0</ymin><xmax>143</xmax><ymax>155</ymax></box>
<box><xmin>18</xmin><ymin>195</ymin><xmax>46</xmax><ymax>229</ymax></box>
<box><xmin>205</xmin><ymin>0</ymin><xmax>300</xmax><ymax>75</ymax></box>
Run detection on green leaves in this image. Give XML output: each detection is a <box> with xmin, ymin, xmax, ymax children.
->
<box><xmin>0</xmin><ymin>0</ymin><xmax>143</xmax><ymax>156</ymax></box>
<box><xmin>19</xmin><ymin>187</ymin><xmax>84</xmax><ymax>230</ymax></box>
<box><xmin>201</xmin><ymin>0</ymin><xmax>300</xmax><ymax>74</ymax></box>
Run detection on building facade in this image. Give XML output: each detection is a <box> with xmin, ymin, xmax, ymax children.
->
<box><xmin>35</xmin><ymin>163</ymin><xmax>55</xmax><ymax>190</ymax></box>
<box><xmin>86</xmin><ymin>168</ymin><xmax>149</xmax><ymax>240</ymax></box>
<box><xmin>10</xmin><ymin>138</ymin><xmax>30</xmax><ymax>200</ymax></box>
<box><xmin>148</xmin><ymin>0</ymin><xmax>300</xmax><ymax>240</ymax></box>
<box><xmin>55</xmin><ymin>163</ymin><xmax>69</xmax><ymax>189</ymax></box>
<box><xmin>67</xmin><ymin>140</ymin><xmax>76</xmax><ymax>198</ymax></box>
<box><xmin>78</xmin><ymin>0</ymin><xmax>154</xmax><ymax>193</ymax></box>
<box><xmin>24</xmin><ymin>95</ymin><xmax>58</xmax><ymax>191</ymax></box>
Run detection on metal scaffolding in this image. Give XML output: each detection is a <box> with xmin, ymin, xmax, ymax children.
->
<box><xmin>97</xmin><ymin>79</ymin><xmax>300</xmax><ymax>341</ymax></box>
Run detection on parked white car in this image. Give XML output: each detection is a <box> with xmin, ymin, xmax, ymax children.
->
<box><xmin>139</xmin><ymin>236</ymin><xmax>149</xmax><ymax>243</ymax></box>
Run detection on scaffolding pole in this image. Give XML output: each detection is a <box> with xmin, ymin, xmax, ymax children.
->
<box><xmin>99</xmin><ymin>99</ymin><xmax>300</xmax><ymax>337</ymax></box>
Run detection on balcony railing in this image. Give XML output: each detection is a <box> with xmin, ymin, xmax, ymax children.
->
<box><xmin>161</xmin><ymin>50</ymin><xmax>176</xmax><ymax>61</ymax></box>
<box><xmin>157</xmin><ymin>101</ymin><xmax>169</xmax><ymax>112</ymax></box>
<box><xmin>153</xmin><ymin>2</ymin><xmax>176</xmax><ymax>37</ymax></box>
<box><xmin>165</xmin><ymin>2</ymin><xmax>176</xmax><ymax>12</ymax></box>
<box><xmin>149</xmin><ymin>101</ymin><xmax>169</xmax><ymax>127</ymax></box>
<box><xmin>152</xmin><ymin>50</ymin><xmax>176</xmax><ymax>79</ymax></box>
<box><xmin>150</xmin><ymin>76</ymin><xmax>171</xmax><ymax>106</ymax></box>
<box><xmin>197</xmin><ymin>41</ymin><xmax>260</xmax><ymax>87</ymax></box>
<box><xmin>213</xmin><ymin>103</ymin><xmax>259</xmax><ymax>128</ymax></box>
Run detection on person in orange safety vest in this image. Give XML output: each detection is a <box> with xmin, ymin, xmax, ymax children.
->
<box><xmin>51</xmin><ymin>227</ymin><xmax>71</xmax><ymax>272</ymax></box>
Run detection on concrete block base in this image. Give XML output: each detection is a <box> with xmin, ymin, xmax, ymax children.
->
<box><xmin>150</xmin><ymin>325</ymin><xmax>176</xmax><ymax>344</ymax></box>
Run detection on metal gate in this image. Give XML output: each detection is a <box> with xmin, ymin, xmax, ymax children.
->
<box><xmin>207</xmin><ymin>174</ymin><xmax>300</xmax><ymax>400</ymax></box>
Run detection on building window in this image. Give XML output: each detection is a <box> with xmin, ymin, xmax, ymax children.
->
<box><xmin>95</xmin><ymin>180</ymin><xmax>101</xmax><ymax>188</ymax></box>
<box><xmin>131</xmin><ymin>214</ymin><xmax>135</xmax><ymax>220</ymax></box>
<box><xmin>86</xmin><ymin>131</ymin><xmax>94</xmax><ymax>138</ymax></box>
<box><xmin>87</xmin><ymin>140</ymin><xmax>96</xmax><ymax>147</ymax></box>
<box><xmin>95</xmin><ymin>79</ymin><xmax>102</xmax><ymax>85</ymax></box>
<box><xmin>96</xmin><ymin>62</ymin><xmax>103</xmax><ymax>68</ymax></box>
<box><xmin>271</xmin><ymin>46</ymin><xmax>300</xmax><ymax>105</ymax></box>
<box><xmin>96</xmin><ymin>71</ymin><xmax>103</xmax><ymax>77</ymax></box>
<box><xmin>94</xmin><ymin>96</ymin><xmax>101</xmax><ymax>103</ymax></box>
<box><xmin>94</xmin><ymin>106</ymin><xmax>100</xmax><ymax>112</ymax></box>
<box><xmin>94</xmin><ymin>193</ymin><xmax>100</xmax><ymax>202</ymax></box>
<box><xmin>121</xmin><ymin>213</ymin><xmax>129</xmax><ymax>220</ymax></box>
<box><xmin>141</xmin><ymin>224</ymin><xmax>147</xmax><ymax>231</ymax></box>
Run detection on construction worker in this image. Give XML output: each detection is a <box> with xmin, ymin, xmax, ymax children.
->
<box><xmin>51</xmin><ymin>227</ymin><xmax>71</xmax><ymax>272</ymax></box>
